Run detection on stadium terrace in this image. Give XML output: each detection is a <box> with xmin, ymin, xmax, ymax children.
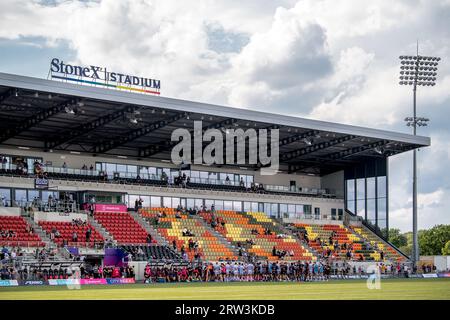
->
<box><xmin>0</xmin><ymin>71</ymin><xmax>434</xmax><ymax>290</ymax></box>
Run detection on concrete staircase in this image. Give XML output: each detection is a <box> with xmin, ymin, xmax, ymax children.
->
<box><xmin>273</xmin><ymin>219</ymin><xmax>320</xmax><ymax>259</ymax></box>
<box><xmin>87</xmin><ymin>215</ymin><xmax>115</xmax><ymax>244</ymax></box>
<box><xmin>21</xmin><ymin>213</ymin><xmax>67</xmax><ymax>259</ymax></box>
<box><xmin>192</xmin><ymin>214</ymin><xmax>241</xmax><ymax>258</ymax></box>
<box><xmin>21</xmin><ymin>214</ymin><xmax>53</xmax><ymax>247</ymax></box>
<box><xmin>355</xmin><ymin>224</ymin><xmax>410</xmax><ymax>262</ymax></box>
<box><xmin>129</xmin><ymin>210</ymin><xmax>169</xmax><ymax>246</ymax></box>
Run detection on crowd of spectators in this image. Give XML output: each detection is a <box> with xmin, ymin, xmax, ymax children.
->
<box><xmin>0</xmin><ymin>264</ymin><xmax>135</xmax><ymax>281</ymax></box>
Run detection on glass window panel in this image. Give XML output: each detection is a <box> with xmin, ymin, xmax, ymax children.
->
<box><xmin>314</xmin><ymin>208</ymin><xmax>320</xmax><ymax>219</ymax></box>
<box><xmin>271</xmin><ymin>203</ymin><xmax>279</xmax><ymax>218</ymax></box>
<box><xmin>15</xmin><ymin>189</ymin><xmax>27</xmax><ymax>205</ymax></box>
<box><xmin>190</xmin><ymin>171</ymin><xmax>200</xmax><ymax>178</ymax></box>
<box><xmin>378</xmin><ymin>219</ymin><xmax>388</xmax><ymax>238</ymax></box>
<box><xmin>331</xmin><ymin>208</ymin><xmax>337</xmax><ymax>220</ymax></box>
<box><xmin>28</xmin><ymin>190</ymin><xmax>40</xmax><ymax>201</ymax></box>
<box><xmin>356</xmin><ymin>178</ymin><xmax>365</xmax><ymax>200</ymax></box>
<box><xmin>377</xmin><ymin>197</ymin><xmax>387</xmax><ymax>221</ymax></box>
<box><xmin>163</xmin><ymin>197</ymin><xmax>171</xmax><ymax>208</ymax></box>
<box><xmin>338</xmin><ymin>209</ymin><xmax>343</xmax><ymax>220</ymax></box>
<box><xmin>140</xmin><ymin>196</ymin><xmax>150</xmax><ymax>207</ymax></box>
<box><xmin>170</xmin><ymin>169</ymin><xmax>179</xmax><ymax>178</ymax></box>
<box><xmin>172</xmin><ymin>197</ymin><xmax>181</xmax><ymax>208</ymax></box>
<box><xmin>263</xmin><ymin>203</ymin><xmax>270</xmax><ymax>216</ymax></box>
<box><xmin>128</xmin><ymin>195</ymin><xmax>139</xmax><ymax>208</ymax></box>
<box><xmin>200</xmin><ymin>171</ymin><xmax>209</xmax><ymax>179</ymax></box>
<box><xmin>116</xmin><ymin>164</ymin><xmax>126</xmax><ymax>174</ymax></box>
<box><xmin>367</xmin><ymin>177</ymin><xmax>376</xmax><ymax>199</ymax></box>
<box><xmin>304</xmin><ymin>205</ymin><xmax>312</xmax><ymax>217</ymax></box>
<box><xmin>194</xmin><ymin>198</ymin><xmax>203</xmax><ymax>208</ymax></box>
<box><xmin>366</xmin><ymin>219</ymin><xmax>377</xmax><ymax>229</ymax></box>
<box><xmin>288</xmin><ymin>204</ymin><xmax>296</xmax><ymax>215</ymax></box>
<box><xmin>151</xmin><ymin>196</ymin><xmax>161</xmax><ymax>207</ymax></box>
<box><xmin>347</xmin><ymin>200</ymin><xmax>356</xmax><ymax>214</ymax></box>
<box><xmin>357</xmin><ymin>199</ymin><xmax>365</xmax><ymax>218</ymax></box>
<box><xmin>243</xmin><ymin>202</ymin><xmax>250</xmax><ymax>212</ymax></box>
<box><xmin>208</xmin><ymin>172</ymin><xmax>218</xmax><ymax>180</ymax></box>
<box><xmin>127</xmin><ymin>165</ymin><xmax>137</xmax><ymax>174</ymax></box>
<box><xmin>186</xmin><ymin>198</ymin><xmax>195</xmax><ymax>209</ymax></box>
<box><xmin>377</xmin><ymin>176</ymin><xmax>387</xmax><ymax>198</ymax></box>
<box><xmin>251</xmin><ymin>202</ymin><xmax>258</xmax><ymax>212</ymax></box>
<box><xmin>215</xmin><ymin>200</ymin><xmax>224</xmax><ymax>211</ymax></box>
<box><xmin>367</xmin><ymin>199</ymin><xmax>376</xmax><ymax>222</ymax></box>
<box><xmin>246</xmin><ymin>175</ymin><xmax>253</xmax><ymax>188</ymax></box>
<box><xmin>233</xmin><ymin>201</ymin><xmax>242</xmax><ymax>212</ymax></box>
<box><xmin>280</xmin><ymin>204</ymin><xmax>288</xmax><ymax>216</ymax></box>
<box><xmin>346</xmin><ymin>179</ymin><xmax>355</xmax><ymax>201</ymax></box>
<box><xmin>0</xmin><ymin>188</ymin><xmax>11</xmax><ymax>206</ymax></box>
<box><xmin>106</xmin><ymin>163</ymin><xmax>116</xmax><ymax>173</ymax></box>
<box><xmin>258</xmin><ymin>203</ymin><xmax>264</xmax><ymax>212</ymax></box>
<box><xmin>205</xmin><ymin>199</ymin><xmax>214</xmax><ymax>209</ymax></box>
<box><xmin>223</xmin><ymin>201</ymin><xmax>232</xmax><ymax>210</ymax></box>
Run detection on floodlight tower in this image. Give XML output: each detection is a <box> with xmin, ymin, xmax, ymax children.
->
<box><xmin>399</xmin><ymin>43</ymin><xmax>440</xmax><ymax>269</ymax></box>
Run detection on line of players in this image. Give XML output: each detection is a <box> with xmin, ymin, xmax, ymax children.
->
<box><xmin>144</xmin><ymin>260</ymin><xmax>332</xmax><ymax>283</ymax></box>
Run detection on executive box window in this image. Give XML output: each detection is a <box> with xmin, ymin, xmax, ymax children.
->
<box><xmin>346</xmin><ymin>179</ymin><xmax>355</xmax><ymax>213</ymax></box>
<box><xmin>344</xmin><ymin>159</ymin><xmax>389</xmax><ymax>239</ymax></box>
<box><xmin>0</xmin><ymin>188</ymin><xmax>11</xmax><ymax>206</ymax></box>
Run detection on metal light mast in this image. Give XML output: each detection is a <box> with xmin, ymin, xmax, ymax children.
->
<box><xmin>399</xmin><ymin>42</ymin><xmax>440</xmax><ymax>268</ymax></box>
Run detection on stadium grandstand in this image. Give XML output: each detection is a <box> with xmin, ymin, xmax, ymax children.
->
<box><xmin>0</xmin><ymin>71</ymin><xmax>431</xmax><ymax>284</ymax></box>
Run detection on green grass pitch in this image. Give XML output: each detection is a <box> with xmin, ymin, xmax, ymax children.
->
<box><xmin>0</xmin><ymin>278</ymin><xmax>449</xmax><ymax>300</ymax></box>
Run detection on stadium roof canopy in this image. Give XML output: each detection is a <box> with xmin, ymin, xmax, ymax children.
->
<box><xmin>0</xmin><ymin>72</ymin><xmax>430</xmax><ymax>176</ymax></box>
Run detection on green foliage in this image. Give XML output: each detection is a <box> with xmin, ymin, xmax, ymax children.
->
<box><xmin>442</xmin><ymin>240</ymin><xmax>450</xmax><ymax>256</ymax></box>
<box><xmin>418</xmin><ymin>225</ymin><xmax>450</xmax><ymax>256</ymax></box>
<box><xmin>399</xmin><ymin>244</ymin><xmax>412</xmax><ymax>256</ymax></box>
<box><xmin>389</xmin><ymin>226</ymin><xmax>450</xmax><ymax>256</ymax></box>
<box><xmin>388</xmin><ymin>228</ymin><xmax>408</xmax><ymax>248</ymax></box>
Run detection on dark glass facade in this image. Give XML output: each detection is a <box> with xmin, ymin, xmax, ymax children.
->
<box><xmin>345</xmin><ymin>158</ymin><xmax>388</xmax><ymax>239</ymax></box>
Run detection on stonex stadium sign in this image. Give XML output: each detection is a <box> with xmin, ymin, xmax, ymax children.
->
<box><xmin>49</xmin><ymin>58</ymin><xmax>160</xmax><ymax>95</ymax></box>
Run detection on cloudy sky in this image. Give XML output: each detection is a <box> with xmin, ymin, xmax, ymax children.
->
<box><xmin>0</xmin><ymin>0</ymin><xmax>449</xmax><ymax>231</ymax></box>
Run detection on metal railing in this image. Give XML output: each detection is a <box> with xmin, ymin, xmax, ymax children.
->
<box><xmin>0</xmin><ymin>199</ymin><xmax>80</xmax><ymax>213</ymax></box>
<box><xmin>0</xmin><ymin>163</ymin><xmax>340</xmax><ymax>198</ymax></box>
<box><xmin>0</xmin><ymin>240</ymin><xmax>45</xmax><ymax>247</ymax></box>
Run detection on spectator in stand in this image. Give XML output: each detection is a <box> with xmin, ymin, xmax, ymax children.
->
<box><xmin>85</xmin><ymin>228</ymin><xmax>92</xmax><ymax>242</ymax></box>
<box><xmin>72</xmin><ymin>232</ymin><xmax>78</xmax><ymax>243</ymax></box>
<box><xmin>1</xmin><ymin>156</ymin><xmax>7</xmax><ymax>170</ymax></box>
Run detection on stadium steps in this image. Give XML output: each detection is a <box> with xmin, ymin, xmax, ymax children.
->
<box><xmin>140</xmin><ymin>208</ymin><xmax>237</xmax><ymax>261</ymax></box>
<box><xmin>202</xmin><ymin>210</ymin><xmax>316</xmax><ymax>261</ymax></box>
<box><xmin>191</xmin><ymin>214</ymin><xmax>241</xmax><ymax>258</ymax></box>
<box><xmin>350</xmin><ymin>224</ymin><xmax>408</xmax><ymax>263</ymax></box>
<box><xmin>129</xmin><ymin>210</ymin><xmax>168</xmax><ymax>245</ymax></box>
<box><xmin>20</xmin><ymin>215</ymin><xmax>67</xmax><ymax>259</ymax></box>
<box><xmin>21</xmin><ymin>214</ymin><xmax>53</xmax><ymax>247</ymax></box>
<box><xmin>87</xmin><ymin>215</ymin><xmax>115</xmax><ymax>244</ymax></box>
<box><xmin>274</xmin><ymin>220</ymin><xmax>320</xmax><ymax>259</ymax></box>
